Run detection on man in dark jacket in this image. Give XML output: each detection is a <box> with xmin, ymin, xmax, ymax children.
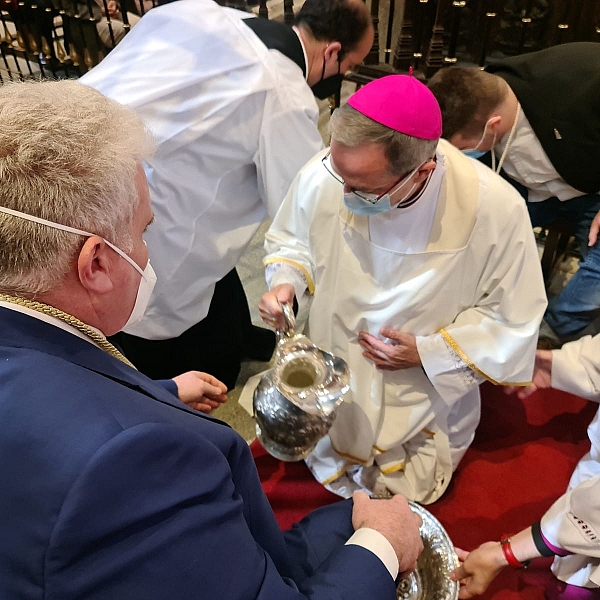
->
<box><xmin>428</xmin><ymin>42</ymin><xmax>600</xmax><ymax>348</ymax></box>
<box><xmin>0</xmin><ymin>79</ymin><xmax>423</xmax><ymax>600</ymax></box>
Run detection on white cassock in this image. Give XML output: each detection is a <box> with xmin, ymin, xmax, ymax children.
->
<box><xmin>80</xmin><ymin>0</ymin><xmax>323</xmax><ymax>339</ymax></box>
<box><xmin>540</xmin><ymin>335</ymin><xmax>600</xmax><ymax>589</ymax></box>
<box><xmin>264</xmin><ymin>140</ymin><xmax>547</xmax><ymax>503</ymax></box>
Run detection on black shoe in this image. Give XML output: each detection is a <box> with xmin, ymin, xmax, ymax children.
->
<box><xmin>244</xmin><ymin>325</ymin><xmax>276</xmax><ymax>362</ymax></box>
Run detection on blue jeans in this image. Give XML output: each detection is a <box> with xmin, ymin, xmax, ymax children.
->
<box><xmin>527</xmin><ymin>193</ymin><xmax>600</xmax><ymax>342</ymax></box>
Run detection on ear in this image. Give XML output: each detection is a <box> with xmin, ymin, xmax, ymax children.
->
<box><xmin>414</xmin><ymin>160</ymin><xmax>436</xmax><ymax>183</ymax></box>
<box><xmin>77</xmin><ymin>236</ymin><xmax>116</xmax><ymax>295</ymax></box>
<box><xmin>487</xmin><ymin>115</ymin><xmax>503</xmax><ymax>134</ymax></box>
<box><xmin>325</xmin><ymin>41</ymin><xmax>342</xmax><ymax>62</ymax></box>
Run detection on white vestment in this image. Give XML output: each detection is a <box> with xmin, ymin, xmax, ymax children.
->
<box><xmin>540</xmin><ymin>335</ymin><xmax>600</xmax><ymax>589</ymax></box>
<box><xmin>81</xmin><ymin>0</ymin><xmax>323</xmax><ymax>339</ymax></box>
<box><xmin>264</xmin><ymin>140</ymin><xmax>547</xmax><ymax>503</ymax></box>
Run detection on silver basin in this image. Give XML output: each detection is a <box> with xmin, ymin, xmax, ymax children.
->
<box><xmin>396</xmin><ymin>502</ymin><xmax>459</xmax><ymax>600</ymax></box>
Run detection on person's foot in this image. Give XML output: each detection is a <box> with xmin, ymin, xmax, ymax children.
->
<box><xmin>244</xmin><ymin>325</ymin><xmax>276</xmax><ymax>362</ymax></box>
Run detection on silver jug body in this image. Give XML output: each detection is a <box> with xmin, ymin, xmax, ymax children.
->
<box><xmin>253</xmin><ymin>302</ymin><xmax>350</xmax><ymax>462</ymax></box>
<box><xmin>253</xmin><ymin>370</ymin><xmax>337</xmax><ymax>462</ymax></box>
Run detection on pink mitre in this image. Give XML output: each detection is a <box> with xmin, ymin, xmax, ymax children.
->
<box><xmin>347</xmin><ymin>74</ymin><xmax>442</xmax><ymax>141</ymax></box>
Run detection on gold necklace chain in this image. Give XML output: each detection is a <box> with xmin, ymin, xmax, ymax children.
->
<box><xmin>0</xmin><ymin>293</ymin><xmax>136</xmax><ymax>369</ymax></box>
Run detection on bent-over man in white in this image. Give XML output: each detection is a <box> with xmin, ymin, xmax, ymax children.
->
<box><xmin>80</xmin><ymin>0</ymin><xmax>374</xmax><ymax>388</ymax></box>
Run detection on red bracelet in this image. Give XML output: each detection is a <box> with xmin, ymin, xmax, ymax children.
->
<box><xmin>500</xmin><ymin>535</ymin><xmax>530</xmax><ymax>569</ymax></box>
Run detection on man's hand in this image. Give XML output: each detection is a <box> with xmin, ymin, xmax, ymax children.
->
<box><xmin>358</xmin><ymin>327</ymin><xmax>421</xmax><ymax>370</ymax></box>
<box><xmin>172</xmin><ymin>371</ymin><xmax>227</xmax><ymax>413</ymax></box>
<box><xmin>258</xmin><ymin>284</ymin><xmax>295</xmax><ymax>330</ymax></box>
<box><xmin>450</xmin><ymin>543</ymin><xmax>507</xmax><ymax>599</ymax></box>
<box><xmin>504</xmin><ymin>349</ymin><xmax>553</xmax><ymax>399</ymax></box>
<box><xmin>351</xmin><ymin>491</ymin><xmax>424</xmax><ymax>576</ymax></box>
<box><xmin>589</xmin><ymin>209</ymin><xmax>600</xmax><ymax>247</ymax></box>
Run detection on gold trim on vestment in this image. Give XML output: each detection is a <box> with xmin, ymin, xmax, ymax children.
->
<box><xmin>320</xmin><ymin>464</ymin><xmax>349</xmax><ymax>486</ymax></box>
<box><xmin>263</xmin><ymin>257</ymin><xmax>315</xmax><ymax>295</ymax></box>
<box><xmin>380</xmin><ymin>461</ymin><xmax>405</xmax><ymax>475</ymax></box>
<box><xmin>0</xmin><ymin>294</ymin><xmax>136</xmax><ymax>369</ymax></box>
<box><xmin>330</xmin><ymin>442</ymin><xmax>369</xmax><ymax>465</ymax></box>
<box><xmin>439</xmin><ymin>328</ymin><xmax>530</xmax><ymax>387</ymax></box>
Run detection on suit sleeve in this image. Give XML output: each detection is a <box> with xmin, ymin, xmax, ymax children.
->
<box><xmin>155</xmin><ymin>378</ymin><xmax>179</xmax><ymax>397</ymax></box>
<box><xmin>44</xmin><ymin>423</ymin><xmax>395</xmax><ymax>600</ymax></box>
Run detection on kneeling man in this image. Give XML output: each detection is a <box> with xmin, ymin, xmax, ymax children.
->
<box><xmin>260</xmin><ymin>75</ymin><xmax>547</xmax><ymax>504</ymax></box>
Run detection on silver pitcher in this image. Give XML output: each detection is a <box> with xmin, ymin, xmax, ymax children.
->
<box><xmin>253</xmin><ymin>303</ymin><xmax>350</xmax><ymax>462</ymax></box>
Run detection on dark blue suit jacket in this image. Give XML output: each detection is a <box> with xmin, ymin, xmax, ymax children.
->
<box><xmin>0</xmin><ymin>308</ymin><xmax>395</xmax><ymax>599</ymax></box>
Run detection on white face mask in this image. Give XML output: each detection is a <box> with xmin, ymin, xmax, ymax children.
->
<box><xmin>122</xmin><ymin>258</ymin><xmax>157</xmax><ymax>330</ymax></box>
<box><xmin>0</xmin><ymin>205</ymin><xmax>156</xmax><ymax>330</ymax></box>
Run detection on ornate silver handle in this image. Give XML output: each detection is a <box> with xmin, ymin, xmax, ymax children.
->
<box><xmin>278</xmin><ymin>301</ymin><xmax>296</xmax><ymax>338</ymax></box>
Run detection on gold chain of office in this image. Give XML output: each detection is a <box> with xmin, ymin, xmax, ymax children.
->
<box><xmin>0</xmin><ymin>293</ymin><xmax>136</xmax><ymax>369</ymax></box>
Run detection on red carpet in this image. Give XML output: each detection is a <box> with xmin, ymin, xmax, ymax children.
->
<box><xmin>251</xmin><ymin>382</ymin><xmax>596</xmax><ymax>599</ymax></box>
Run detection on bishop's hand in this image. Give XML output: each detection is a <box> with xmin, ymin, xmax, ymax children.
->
<box><xmin>358</xmin><ymin>327</ymin><xmax>421</xmax><ymax>370</ymax></box>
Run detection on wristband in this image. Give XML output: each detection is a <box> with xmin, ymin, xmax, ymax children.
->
<box><xmin>500</xmin><ymin>535</ymin><xmax>530</xmax><ymax>569</ymax></box>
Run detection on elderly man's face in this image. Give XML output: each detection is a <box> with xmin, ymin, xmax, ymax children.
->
<box><xmin>329</xmin><ymin>139</ymin><xmax>400</xmax><ymax>198</ymax></box>
<box><xmin>128</xmin><ymin>166</ymin><xmax>154</xmax><ymax>275</ymax></box>
<box><xmin>113</xmin><ymin>165</ymin><xmax>154</xmax><ymax>331</ymax></box>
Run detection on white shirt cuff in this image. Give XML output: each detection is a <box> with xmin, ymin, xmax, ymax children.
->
<box><xmin>345</xmin><ymin>527</ymin><xmax>399</xmax><ymax>579</ymax></box>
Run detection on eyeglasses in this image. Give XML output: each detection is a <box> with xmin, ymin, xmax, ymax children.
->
<box><xmin>321</xmin><ymin>151</ymin><xmax>406</xmax><ymax>204</ymax></box>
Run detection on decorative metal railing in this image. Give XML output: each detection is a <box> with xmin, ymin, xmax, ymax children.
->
<box><xmin>0</xmin><ymin>0</ymin><xmax>598</xmax><ymax>83</ymax></box>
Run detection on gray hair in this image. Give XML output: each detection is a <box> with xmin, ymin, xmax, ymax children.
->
<box><xmin>329</xmin><ymin>103</ymin><xmax>438</xmax><ymax>176</ymax></box>
<box><xmin>0</xmin><ymin>80</ymin><xmax>155</xmax><ymax>297</ymax></box>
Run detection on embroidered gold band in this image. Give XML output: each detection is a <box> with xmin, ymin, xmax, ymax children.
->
<box><xmin>440</xmin><ymin>328</ymin><xmax>530</xmax><ymax>387</ymax></box>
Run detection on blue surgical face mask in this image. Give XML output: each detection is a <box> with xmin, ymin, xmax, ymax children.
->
<box><xmin>461</xmin><ymin>118</ymin><xmax>496</xmax><ymax>160</ymax></box>
<box><xmin>343</xmin><ymin>164</ymin><xmax>420</xmax><ymax>216</ymax></box>
<box><xmin>463</xmin><ymin>149</ymin><xmax>487</xmax><ymax>160</ymax></box>
<box><xmin>343</xmin><ymin>192</ymin><xmax>395</xmax><ymax>215</ymax></box>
